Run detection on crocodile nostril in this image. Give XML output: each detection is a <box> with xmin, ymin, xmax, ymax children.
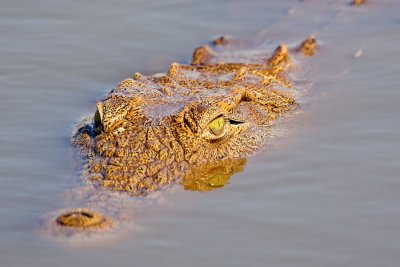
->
<box><xmin>80</xmin><ymin>211</ymin><xmax>94</xmax><ymax>218</ymax></box>
<box><xmin>56</xmin><ymin>209</ymin><xmax>111</xmax><ymax>229</ymax></box>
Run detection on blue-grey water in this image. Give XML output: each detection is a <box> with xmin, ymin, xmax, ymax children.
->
<box><xmin>1</xmin><ymin>0</ymin><xmax>399</xmax><ymax>266</ymax></box>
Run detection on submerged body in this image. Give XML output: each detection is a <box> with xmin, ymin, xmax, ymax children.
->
<box><xmin>60</xmin><ymin>37</ymin><xmax>315</xmax><ymax>228</ymax></box>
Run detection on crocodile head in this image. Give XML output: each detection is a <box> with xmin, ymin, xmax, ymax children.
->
<box><xmin>73</xmin><ymin>43</ymin><xmax>296</xmax><ymax>196</ymax></box>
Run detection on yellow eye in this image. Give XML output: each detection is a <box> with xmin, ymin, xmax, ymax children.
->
<box><xmin>209</xmin><ymin>117</ymin><xmax>225</xmax><ymax>136</ymax></box>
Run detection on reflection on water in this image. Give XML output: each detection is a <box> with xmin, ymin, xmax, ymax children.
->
<box><xmin>182</xmin><ymin>159</ymin><xmax>246</xmax><ymax>192</ymax></box>
<box><xmin>1</xmin><ymin>0</ymin><xmax>400</xmax><ymax>266</ymax></box>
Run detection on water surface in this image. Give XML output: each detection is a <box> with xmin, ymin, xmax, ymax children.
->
<box><xmin>1</xmin><ymin>0</ymin><xmax>399</xmax><ymax>266</ymax></box>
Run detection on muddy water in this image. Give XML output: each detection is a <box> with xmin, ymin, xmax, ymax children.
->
<box><xmin>1</xmin><ymin>0</ymin><xmax>399</xmax><ymax>266</ymax></box>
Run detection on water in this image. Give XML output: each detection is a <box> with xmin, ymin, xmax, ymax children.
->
<box><xmin>1</xmin><ymin>0</ymin><xmax>399</xmax><ymax>266</ymax></box>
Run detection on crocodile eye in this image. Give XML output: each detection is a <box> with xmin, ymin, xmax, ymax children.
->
<box><xmin>94</xmin><ymin>109</ymin><xmax>102</xmax><ymax>126</ymax></box>
<box><xmin>93</xmin><ymin>103</ymin><xmax>104</xmax><ymax>135</ymax></box>
<box><xmin>209</xmin><ymin>116</ymin><xmax>225</xmax><ymax>136</ymax></box>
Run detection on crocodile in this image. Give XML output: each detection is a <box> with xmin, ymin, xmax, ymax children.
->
<box><xmin>55</xmin><ymin>36</ymin><xmax>316</xmax><ymax>229</ymax></box>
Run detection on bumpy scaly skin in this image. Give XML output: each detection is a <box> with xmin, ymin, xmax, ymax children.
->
<box><xmin>73</xmin><ymin>39</ymin><xmax>300</xmax><ymax>197</ymax></box>
<box><xmin>297</xmin><ymin>37</ymin><xmax>317</xmax><ymax>56</ymax></box>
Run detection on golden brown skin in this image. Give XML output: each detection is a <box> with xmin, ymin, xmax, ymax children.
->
<box><xmin>296</xmin><ymin>37</ymin><xmax>317</xmax><ymax>56</ymax></box>
<box><xmin>212</xmin><ymin>36</ymin><xmax>229</xmax><ymax>46</ymax></box>
<box><xmin>72</xmin><ymin>41</ymin><xmax>297</xmax><ymax>198</ymax></box>
<box><xmin>192</xmin><ymin>45</ymin><xmax>213</xmax><ymax>65</ymax></box>
<box><xmin>56</xmin><ymin>209</ymin><xmax>111</xmax><ymax>229</ymax></box>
